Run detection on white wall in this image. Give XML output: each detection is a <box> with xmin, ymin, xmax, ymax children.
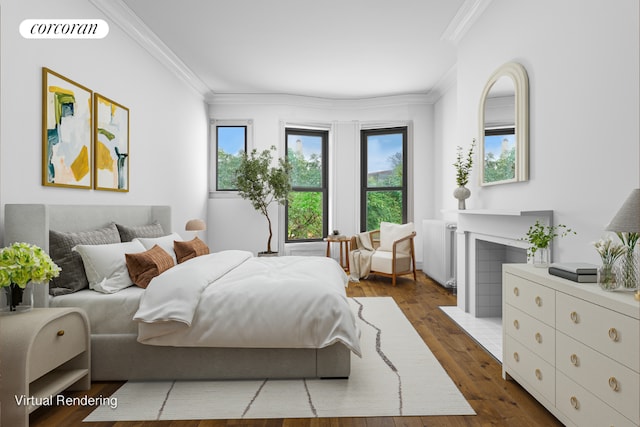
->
<box><xmin>0</xmin><ymin>0</ymin><xmax>209</xmax><ymax>241</ymax></box>
<box><xmin>208</xmin><ymin>94</ymin><xmax>434</xmax><ymax>262</ymax></box>
<box><xmin>435</xmin><ymin>0</ymin><xmax>640</xmax><ymax>264</ymax></box>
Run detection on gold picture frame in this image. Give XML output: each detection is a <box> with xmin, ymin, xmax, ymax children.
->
<box><xmin>42</xmin><ymin>68</ymin><xmax>93</xmax><ymax>189</ymax></box>
<box><xmin>93</xmin><ymin>93</ymin><xmax>129</xmax><ymax>192</ymax></box>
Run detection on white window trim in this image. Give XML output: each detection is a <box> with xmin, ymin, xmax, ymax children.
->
<box><xmin>209</xmin><ymin>119</ymin><xmax>253</xmax><ymax>199</ymax></box>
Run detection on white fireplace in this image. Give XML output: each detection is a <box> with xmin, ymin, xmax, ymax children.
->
<box><xmin>455</xmin><ymin>210</ymin><xmax>553</xmax><ymax>317</ymax></box>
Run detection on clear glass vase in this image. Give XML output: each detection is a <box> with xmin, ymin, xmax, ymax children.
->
<box><xmin>533</xmin><ymin>247</ymin><xmax>549</xmax><ymax>268</ymax></box>
<box><xmin>618</xmin><ymin>247</ymin><xmax>638</xmax><ymax>291</ymax></box>
<box><xmin>598</xmin><ymin>264</ymin><xmax>620</xmax><ymax>291</ymax></box>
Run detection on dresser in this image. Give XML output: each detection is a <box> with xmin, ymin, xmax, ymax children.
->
<box><xmin>0</xmin><ymin>308</ymin><xmax>90</xmax><ymax>427</ymax></box>
<box><xmin>503</xmin><ymin>264</ymin><xmax>639</xmax><ymax>427</ymax></box>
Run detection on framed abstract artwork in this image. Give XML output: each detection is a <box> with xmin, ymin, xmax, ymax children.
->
<box><xmin>93</xmin><ymin>93</ymin><xmax>129</xmax><ymax>192</ymax></box>
<box><xmin>42</xmin><ymin>68</ymin><xmax>93</xmax><ymax>189</ymax></box>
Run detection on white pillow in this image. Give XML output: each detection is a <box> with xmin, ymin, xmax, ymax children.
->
<box><xmin>73</xmin><ymin>240</ymin><xmax>146</xmax><ymax>294</ymax></box>
<box><xmin>134</xmin><ymin>232</ymin><xmax>183</xmax><ymax>263</ymax></box>
<box><xmin>378</xmin><ymin>222</ymin><xmax>414</xmax><ymax>253</ymax></box>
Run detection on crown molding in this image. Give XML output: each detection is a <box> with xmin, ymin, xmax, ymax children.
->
<box><xmin>425</xmin><ymin>64</ymin><xmax>457</xmax><ymax>103</ymax></box>
<box><xmin>89</xmin><ymin>0</ymin><xmax>212</xmax><ymax>99</ymax></box>
<box><xmin>208</xmin><ymin>92</ymin><xmax>434</xmax><ymax>109</ymax></box>
<box><xmin>441</xmin><ymin>0</ymin><xmax>493</xmax><ymax>45</ymax></box>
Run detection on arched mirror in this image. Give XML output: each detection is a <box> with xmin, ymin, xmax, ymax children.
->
<box><xmin>478</xmin><ymin>62</ymin><xmax>529</xmax><ymax>186</ymax></box>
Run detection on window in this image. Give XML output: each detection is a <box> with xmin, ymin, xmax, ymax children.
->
<box><xmin>285</xmin><ymin>128</ymin><xmax>328</xmax><ymax>242</ymax></box>
<box><xmin>215</xmin><ymin>125</ymin><xmax>247</xmax><ymax>191</ymax></box>
<box><xmin>360</xmin><ymin>127</ymin><xmax>407</xmax><ymax>231</ymax></box>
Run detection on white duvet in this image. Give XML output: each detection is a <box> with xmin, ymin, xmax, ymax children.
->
<box><xmin>134</xmin><ymin>250</ymin><xmax>361</xmax><ymax>356</ymax></box>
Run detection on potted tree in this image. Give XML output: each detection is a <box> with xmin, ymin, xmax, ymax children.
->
<box><xmin>235</xmin><ymin>146</ymin><xmax>292</xmax><ymax>255</ymax></box>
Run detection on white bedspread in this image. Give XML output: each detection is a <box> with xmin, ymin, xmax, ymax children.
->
<box><xmin>134</xmin><ymin>251</ymin><xmax>361</xmax><ymax>356</ymax></box>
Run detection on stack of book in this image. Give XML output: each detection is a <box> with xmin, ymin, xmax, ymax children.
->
<box><xmin>548</xmin><ymin>262</ymin><xmax>598</xmax><ymax>283</ymax></box>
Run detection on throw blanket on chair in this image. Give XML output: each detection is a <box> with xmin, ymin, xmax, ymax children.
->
<box><xmin>349</xmin><ymin>232</ymin><xmax>374</xmax><ymax>282</ymax></box>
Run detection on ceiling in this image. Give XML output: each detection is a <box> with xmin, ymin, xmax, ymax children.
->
<box><xmin>118</xmin><ymin>0</ymin><xmax>472</xmax><ymax>99</ymax></box>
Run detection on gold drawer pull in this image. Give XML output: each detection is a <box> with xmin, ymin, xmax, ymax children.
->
<box><xmin>570</xmin><ymin>396</ymin><xmax>580</xmax><ymax>410</ymax></box>
<box><xmin>608</xmin><ymin>327</ymin><xmax>619</xmax><ymax>342</ymax></box>
<box><xmin>513</xmin><ymin>319</ymin><xmax>520</xmax><ymax>329</ymax></box>
<box><xmin>535</xmin><ymin>332</ymin><xmax>542</xmax><ymax>343</ymax></box>
<box><xmin>513</xmin><ymin>287</ymin><xmax>519</xmax><ymax>296</ymax></box>
<box><xmin>56</xmin><ymin>330</ymin><xmax>65</xmax><ymax>337</ymax></box>
<box><xmin>513</xmin><ymin>352</ymin><xmax>519</xmax><ymax>362</ymax></box>
<box><xmin>570</xmin><ymin>311</ymin><xmax>578</xmax><ymax>323</ymax></box>
<box><xmin>535</xmin><ymin>296</ymin><xmax>542</xmax><ymax>306</ymax></box>
<box><xmin>570</xmin><ymin>354</ymin><xmax>579</xmax><ymax>366</ymax></box>
<box><xmin>535</xmin><ymin>368</ymin><xmax>542</xmax><ymax>380</ymax></box>
<box><xmin>608</xmin><ymin>377</ymin><xmax>620</xmax><ymax>392</ymax></box>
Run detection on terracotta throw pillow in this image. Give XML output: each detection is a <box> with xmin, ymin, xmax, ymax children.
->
<box><xmin>125</xmin><ymin>245</ymin><xmax>175</xmax><ymax>288</ymax></box>
<box><xmin>174</xmin><ymin>237</ymin><xmax>210</xmax><ymax>263</ymax></box>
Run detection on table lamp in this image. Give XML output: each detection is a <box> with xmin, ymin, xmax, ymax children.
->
<box><xmin>605</xmin><ymin>188</ymin><xmax>640</xmax><ymax>301</ymax></box>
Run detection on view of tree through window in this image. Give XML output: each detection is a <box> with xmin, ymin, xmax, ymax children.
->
<box><xmin>483</xmin><ymin>127</ymin><xmax>516</xmax><ymax>183</ymax></box>
<box><xmin>361</xmin><ymin>128</ymin><xmax>407</xmax><ymax>231</ymax></box>
<box><xmin>286</xmin><ymin>129</ymin><xmax>327</xmax><ymax>241</ymax></box>
<box><xmin>216</xmin><ymin>126</ymin><xmax>246</xmax><ymax>191</ymax></box>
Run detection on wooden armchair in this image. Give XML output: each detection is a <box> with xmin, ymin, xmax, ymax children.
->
<box><xmin>350</xmin><ymin>222</ymin><xmax>417</xmax><ymax>286</ymax></box>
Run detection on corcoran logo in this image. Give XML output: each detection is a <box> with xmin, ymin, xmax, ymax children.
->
<box><xmin>20</xmin><ymin>19</ymin><xmax>109</xmax><ymax>39</ymax></box>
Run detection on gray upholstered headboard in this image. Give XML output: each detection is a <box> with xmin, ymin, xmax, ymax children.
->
<box><xmin>4</xmin><ymin>204</ymin><xmax>171</xmax><ymax>306</ymax></box>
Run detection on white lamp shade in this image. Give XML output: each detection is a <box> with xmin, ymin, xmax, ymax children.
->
<box><xmin>185</xmin><ymin>219</ymin><xmax>206</xmax><ymax>231</ymax></box>
<box><xmin>605</xmin><ymin>189</ymin><xmax>640</xmax><ymax>233</ymax></box>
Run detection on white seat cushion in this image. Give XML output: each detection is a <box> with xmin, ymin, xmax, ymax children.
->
<box><xmin>371</xmin><ymin>251</ymin><xmax>412</xmax><ymax>274</ymax></box>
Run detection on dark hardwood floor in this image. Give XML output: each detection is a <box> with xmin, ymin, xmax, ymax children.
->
<box><xmin>30</xmin><ymin>272</ymin><xmax>562</xmax><ymax>427</ymax></box>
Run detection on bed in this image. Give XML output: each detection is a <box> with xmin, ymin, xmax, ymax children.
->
<box><xmin>3</xmin><ymin>204</ymin><xmax>358</xmax><ymax>381</ymax></box>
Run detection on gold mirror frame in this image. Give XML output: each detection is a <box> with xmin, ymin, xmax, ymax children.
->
<box><xmin>478</xmin><ymin>62</ymin><xmax>529</xmax><ymax>186</ymax></box>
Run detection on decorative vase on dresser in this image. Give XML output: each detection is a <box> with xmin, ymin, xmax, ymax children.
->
<box><xmin>503</xmin><ymin>264</ymin><xmax>639</xmax><ymax>427</ymax></box>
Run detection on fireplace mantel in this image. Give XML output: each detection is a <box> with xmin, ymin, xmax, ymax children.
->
<box><xmin>457</xmin><ymin>209</ymin><xmax>553</xmax><ymax>217</ymax></box>
<box><xmin>455</xmin><ymin>209</ymin><xmax>554</xmax><ymax>316</ymax></box>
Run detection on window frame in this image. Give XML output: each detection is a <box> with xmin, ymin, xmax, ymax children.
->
<box><xmin>285</xmin><ymin>127</ymin><xmax>329</xmax><ymax>243</ymax></box>
<box><xmin>209</xmin><ymin>119</ymin><xmax>252</xmax><ymax>196</ymax></box>
<box><xmin>360</xmin><ymin>126</ymin><xmax>408</xmax><ymax>232</ymax></box>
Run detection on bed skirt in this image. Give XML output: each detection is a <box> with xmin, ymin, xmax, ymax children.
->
<box><xmin>91</xmin><ymin>334</ymin><xmax>351</xmax><ymax>380</ymax></box>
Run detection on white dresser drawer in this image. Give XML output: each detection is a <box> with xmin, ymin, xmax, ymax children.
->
<box><xmin>557</xmin><ymin>331</ymin><xmax>639</xmax><ymax>424</ymax></box>
<box><xmin>556</xmin><ymin>292</ymin><xmax>639</xmax><ymax>373</ymax></box>
<box><xmin>556</xmin><ymin>371</ymin><xmax>637</xmax><ymax>427</ymax></box>
<box><xmin>504</xmin><ymin>273</ymin><xmax>555</xmax><ymax>325</ymax></box>
<box><xmin>504</xmin><ymin>335</ymin><xmax>555</xmax><ymax>404</ymax></box>
<box><xmin>505</xmin><ymin>304</ymin><xmax>555</xmax><ymax>363</ymax></box>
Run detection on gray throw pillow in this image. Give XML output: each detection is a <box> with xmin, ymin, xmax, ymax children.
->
<box><xmin>116</xmin><ymin>222</ymin><xmax>165</xmax><ymax>242</ymax></box>
<box><xmin>49</xmin><ymin>223</ymin><xmax>121</xmax><ymax>295</ymax></box>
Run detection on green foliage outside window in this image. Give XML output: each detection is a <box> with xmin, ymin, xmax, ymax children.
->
<box><xmin>365</xmin><ymin>151</ymin><xmax>403</xmax><ymax>230</ymax></box>
<box><xmin>217</xmin><ymin>149</ymin><xmax>243</xmax><ymax>190</ymax></box>
<box><xmin>483</xmin><ymin>147</ymin><xmax>516</xmax><ymax>183</ymax></box>
<box><xmin>287</xmin><ymin>148</ymin><xmax>324</xmax><ymax>241</ymax></box>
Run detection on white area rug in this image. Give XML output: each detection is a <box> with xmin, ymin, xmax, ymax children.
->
<box><xmin>85</xmin><ymin>297</ymin><xmax>475</xmax><ymax>421</ymax></box>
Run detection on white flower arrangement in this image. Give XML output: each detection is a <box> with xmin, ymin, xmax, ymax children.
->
<box><xmin>593</xmin><ymin>237</ymin><xmax>626</xmax><ymax>266</ymax></box>
<box><xmin>0</xmin><ymin>242</ymin><xmax>60</xmax><ymax>288</ymax></box>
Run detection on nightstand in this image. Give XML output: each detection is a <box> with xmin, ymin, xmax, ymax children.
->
<box><xmin>324</xmin><ymin>236</ymin><xmax>350</xmax><ymax>271</ymax></box>
<box><xmin>0</xmin><ymin>308</ymin><xmax>90</xmax><ymax>427</ymax></box>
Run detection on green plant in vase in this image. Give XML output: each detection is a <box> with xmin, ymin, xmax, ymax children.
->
<box><xmin>0</xmin><ymin>242</ymin><xmax>60</xmax><ymax>311</ymax></box>
<box><xmin>522</xmin><ymin>220</ymin><xmax>576</xmax><ymax>267</ymax></box>
<box><xmin>452</xmin><ymin>139</ymin><xmax>475</xmax><ymax>210</ymax></box>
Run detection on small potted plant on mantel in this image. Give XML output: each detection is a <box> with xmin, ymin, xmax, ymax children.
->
<box><xmin>235</xmin><ymin>146</ymin><xmax>292</xmax><ymax>256</ymax></box>
<box><xmin>522</xmin><ymin>220</ymin><xmax>576</xmax><ymax>267</ymax></box>
<box><xmin>453</xmin><ymin>139</ymin><xmax>475</xmax><ymax>210</ymax></box>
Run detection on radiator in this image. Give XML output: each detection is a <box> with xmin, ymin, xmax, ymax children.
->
<box><xmin>422</xmin><ymin>220</ymin><xmax>457</xmax><ymax>288</ymax></box>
